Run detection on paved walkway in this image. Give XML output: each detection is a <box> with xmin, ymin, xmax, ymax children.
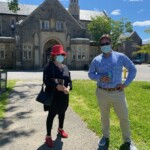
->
<box><xmin>0</xmin><ymin>81</ymin><xmax>99</xmax><ymax>150</ymax></box>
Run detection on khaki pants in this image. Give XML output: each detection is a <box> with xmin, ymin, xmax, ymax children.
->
<box><xmin>96</xmin><ymin>87</ymin><xmax>131</xmax><ymax>142</ymax></box>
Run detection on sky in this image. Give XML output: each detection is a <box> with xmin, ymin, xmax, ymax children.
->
<box><xmin>1</xmin><ymin>0</ymin><xmax>150</xmax><ymax>43</ymax></box>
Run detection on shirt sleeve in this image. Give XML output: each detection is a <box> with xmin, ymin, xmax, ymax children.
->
<box><xmin>122</xmin><ymin>55</ymin><xmax>137</xmax><ymax>86</ymax></box>
<box><xmin>88</xmin><ymin>59</ymin><xmax>101</xmax><ymax>81</ymax></box>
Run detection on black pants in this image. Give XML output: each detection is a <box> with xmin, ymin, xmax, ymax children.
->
<box><xmin>46</xmin><ymin>111</ymin><xmax>65</xmax><ymax>136</ymax></box>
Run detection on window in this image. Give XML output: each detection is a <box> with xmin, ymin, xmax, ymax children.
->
<box><xmin>77</xmin><ymin>47</ymin><xmax>86</xmax><ymax>60</ymax></box>
<box><xmin>23</xmin><ymin>44</ymin><xmax>32</xmax><ymax>60</ymax></box>
<box><xmin>56</xmin><ymin>21</ymin><xmax>64</xmax><ymax>31</ymax></box>
<box><xmin>0</xmin><ymin>44</ymin><xmax>5</xmax><ymax>59</ymax></box>
<box><xmin>0</xmin><ymin>16</ymin><xmax>2</xmax><ymax>35</ymax></box>
<box><xmin>72</xmin><ymin>50</ymin><xmax>76</xmax><ymax>60</ymax></box>
<box><xmin>40</xmin><ymin>20</ymin><xmax>50</xmax><ymax>30</ymax></box>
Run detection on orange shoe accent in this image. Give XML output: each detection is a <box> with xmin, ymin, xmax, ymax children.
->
<box><xmin>45</xmin><ymin>137</ymin><xmax>54</xmax><ymax>147</ymax></box>
<box><xmin>58</xmin><ymin>128</ymin><xmax>68</xmax><ymax>138</ymax></box>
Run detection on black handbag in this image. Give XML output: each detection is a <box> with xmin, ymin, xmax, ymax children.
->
<box><xmin>36</xmin><ymin>84</ymin><xmax>54</xmax><ymax>106</ymax></box>
<box><xmin>36</xmin><ymin>62</ymin><xmax>55</xmax><ymax>106</ymax></box>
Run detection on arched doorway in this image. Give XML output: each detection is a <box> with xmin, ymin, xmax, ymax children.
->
<box><xmin>43</xmin><ymin>39</ymin><xmax>59</xmax><ymax>66</ymax></box>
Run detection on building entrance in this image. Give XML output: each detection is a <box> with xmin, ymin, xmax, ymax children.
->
<box><xmin>43</xmin><ymin>39</ymin><xmax>59</xmax><ymax>66</ymax></box>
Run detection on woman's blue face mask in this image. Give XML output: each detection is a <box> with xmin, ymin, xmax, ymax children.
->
<box><xmin>56</xmin><ymin>55</ymin><xmax>65</xmax><ymax>63</ymax></box>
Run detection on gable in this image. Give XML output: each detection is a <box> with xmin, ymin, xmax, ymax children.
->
<box><xmin>0</xmin><ymin>1</ymin><xmax>105</xmax><ymax>22</ymax></box>
<box><xmin>19</xmin><ymin>0</ymin><xmax>82</xmax><ymax>30</ymax></box>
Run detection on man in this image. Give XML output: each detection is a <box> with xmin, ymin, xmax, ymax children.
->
<box><xmin>88</xmin><ymin>34</ymin><xmax>137</xmax><ymax>150</ymax></box>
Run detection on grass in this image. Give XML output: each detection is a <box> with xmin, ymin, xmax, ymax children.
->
<box><xmin>70</xmin><ymin>80</ymin><xmax>150</xmax><ymax>150</ymax></box>
<box><xmin>0</xmin><ymin>79</ymin><xmax>149</xmax><ymax>149</ymax></box>
<box><xmin>0</xmin><ymin>80</ymin><xmax>16</xmax><ymax>118</ymax></box>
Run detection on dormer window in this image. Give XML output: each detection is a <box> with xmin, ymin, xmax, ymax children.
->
<box><xmin>40</xmin><ymin>20</ymin><xmax>50</xmax><ymax>30</ymax></box>
<box><xmin>56</xmin><ymin>21</ymin><xmax>64</xmax><ymax>31</ymax></box>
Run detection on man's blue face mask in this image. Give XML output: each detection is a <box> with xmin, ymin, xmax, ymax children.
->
<box><xmin>100</xmin><ymin>45</ymin><xmax>112</xmax><ymax>53</ymax></box>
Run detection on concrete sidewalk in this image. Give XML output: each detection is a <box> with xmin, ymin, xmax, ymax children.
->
<box><xmin>0</xmin><ymin>81</ymin><xmax>99</xmax><ymax>150</ymax></box>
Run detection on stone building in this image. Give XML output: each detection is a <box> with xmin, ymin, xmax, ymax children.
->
<box><xmin>0</xmin><ymin>0</ymin><xmax>143</xmax><ymax>70</ymax></box>
<box><xmin>0</xmin><ymin>0</ymin><xmax>106</xmax><ymax>70</ymax></box>
<box><xmin>117</xmin><ymin>31</ymin><xmax>142</xmax><ymax>59</ymax></box>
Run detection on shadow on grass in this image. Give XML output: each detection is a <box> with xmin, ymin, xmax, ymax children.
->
<box><xmin>141</xmin><ymin>84</ymin><xmax>150</xmax><ymax>90</ymax></box>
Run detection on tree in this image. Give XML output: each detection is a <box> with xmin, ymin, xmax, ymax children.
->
<box><xmin>136</xmin><ymin>44</ymin><xmax>150</xmax><ymax>54</ymax></box>
<box><xmin>111</xmin><ymin>18</ymin><xmax>133</xmax><ymax>49</ymax></box>
<box><xmin>8</xmin><ymin>0</ymin><xmax>20</xmax><ymax>13</ymax></box>
<box><xmin>87</xmin><ymin>16</ymin><xmax>133</xmax><ymax>49</ymax></box>
<box><xmin>87</xmin><ymin>16</ymin><xmax>111</xmax><ymax>42</ymax></box>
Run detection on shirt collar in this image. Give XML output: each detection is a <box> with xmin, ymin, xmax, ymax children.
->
<box><xmin>102</xmin><ymin>50</ymin><xmax>113</xmax><ymax>58</ymax></box>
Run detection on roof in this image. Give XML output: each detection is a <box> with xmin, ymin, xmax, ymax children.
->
<box><xmin>119</xmin><ymin>31</ymin><xmax>142</xmax><ymax>41</ymax></box>
<box><xmin>80</xmin><ymin>9</ymin><xmax>105</xmax><ymax>21</ymax></box>
<box><xmin>0</xmin><ymin>2</ymin><xmax>37</xmax><ymax>16</ymax></box>
<box><xmin>0</xmin><ymin>2</ymin><xmax>105</xmax><ymax>21</ymax></box>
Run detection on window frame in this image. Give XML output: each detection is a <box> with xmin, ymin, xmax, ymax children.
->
<box><xmin>23</xmin><ymin>44</ymin><xmax>33</xmax><ymax>60</ymax></box>
<box><xmin>56</xmin><ymin>21</ymin><xmax>64</xmax><ymax>31</ymax></box>
<box><xmin>0</xmin><ymin>16</ymin><xmax>2</xmax><ymax>35</ymax></box>
<box><xmin>0</xmin><ymin>44</ymin><xmax>5</xmax><ymax>59</ymax></box>
<box><xmin>40</xmin><ymin>20</ymin><xmax>50</xmax><ymax>30</ymax></box>
<box><xmin>77</xmin><ymin>46</ymin><xmax>86</xmax><ymax>61</ymax></box>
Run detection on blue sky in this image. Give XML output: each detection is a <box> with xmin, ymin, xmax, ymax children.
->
<box><xmin>1</xmin><ymin>0</ymin><xmax>150</xmax><ymax>43</ymax></box>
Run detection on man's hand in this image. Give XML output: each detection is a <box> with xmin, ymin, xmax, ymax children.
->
<box><xmin>116</xmin><ymin>84</ymin><xmax>126</xmax><ymax>91</ymax></box>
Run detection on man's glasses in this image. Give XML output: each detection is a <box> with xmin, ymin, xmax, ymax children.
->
<box><xmin>100</xmin><ymin>42</ymin><xmax>110</xmax><ymax>46</ymax></box>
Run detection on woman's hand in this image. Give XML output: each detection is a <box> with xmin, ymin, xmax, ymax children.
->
<box><xmin>64</xmin><ymin>86</ymin><xmax>70</xmax><ymax>94</ymax></box>
<box><xmin>56</xmin><ymin>85</ymin><xmax>65</xmax><ymax>91</ymax></box>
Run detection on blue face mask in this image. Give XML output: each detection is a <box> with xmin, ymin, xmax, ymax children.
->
<box><xmin>56</xmin><ymin>55</ymin><xmax>65</xmax><ymax>63</ymax></box>
<box><xmin>101</xmin><ymin>45</ymin><xmax>112</xmax><ymax>53</ymax></box>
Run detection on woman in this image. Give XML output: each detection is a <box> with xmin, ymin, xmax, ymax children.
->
<box><xmin>43</xmin><ymin>44</ymin><xmax>72</xmax><ymax>148</ymax></box>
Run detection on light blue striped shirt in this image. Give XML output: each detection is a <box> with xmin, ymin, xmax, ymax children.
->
<box><xmin>88</xmin><ymin>51</ymin><xmax>137</xmax><ymax>88</ymax></box>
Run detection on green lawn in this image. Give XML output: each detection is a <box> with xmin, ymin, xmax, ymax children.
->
<box><xmin>70</xmin><ymin>80</ymin><xmax>150</xmax><ymax>150</ymax></box>
<box><xmin>0</xmin><ymin>80</ymin><xmax>149</xmax><ymax>149</ymax></box>
<box><xmin>0</xmin><ymin>80</ymin><xmax>16</xmax><ymax>118</ymax></box>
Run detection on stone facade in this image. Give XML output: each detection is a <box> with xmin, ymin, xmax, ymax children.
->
<box><xmin>0</xmin><ymin>0</ymin><xmax>106</xmax><ymax>69</ymax></box>
<box><xmin>0</xmin><ymin>0</ymin><xmax>142</xmax><ymax>70</ymax></box>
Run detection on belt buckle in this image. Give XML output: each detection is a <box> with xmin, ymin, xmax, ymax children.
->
<box><xmin>108</xmin><ymin>88</ymin><xmax>115</xmax><ymax>91</ymax></box>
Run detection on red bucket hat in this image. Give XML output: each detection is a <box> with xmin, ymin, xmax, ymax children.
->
<box><xmin>50</xmin><ymin>45</ymin><xmax>67</xmax><ymax>56</ymax></box>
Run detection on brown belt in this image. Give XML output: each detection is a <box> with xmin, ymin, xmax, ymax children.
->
<box><xmin>98</xmin><ymin>86</ymin><xmax>120</xmax><ymax>91</ymax></box>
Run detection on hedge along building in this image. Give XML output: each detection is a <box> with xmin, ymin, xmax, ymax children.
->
<box><xmin>0</xmin><ymin>0</ymin><xmax>107</xmax><ymax>70</ymax></box>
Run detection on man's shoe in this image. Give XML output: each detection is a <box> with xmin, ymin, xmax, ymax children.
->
<box><xmin>98</xmin><ymin>136</ymin><xmax>109</xmax><ymax>148</ymax></box>
<box><xmin>45</xmin><ymin>137</ymin><xmax>54</xmax><ymax>147</ymax></box>
<box><xmin>58</xmin><ymin>128</ymin><xmax>68</xmax><ymax>138</ymax></box>
<box><xmin>119</xmin><ymin>141</ymin><xmax>137</xmax><ymax>150</ymax></box>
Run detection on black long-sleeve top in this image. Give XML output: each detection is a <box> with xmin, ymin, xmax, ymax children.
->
<box><xmin>43</xmin><ymin>61</ymin><xmax>72</xmax><ymax>113</ymax></box>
